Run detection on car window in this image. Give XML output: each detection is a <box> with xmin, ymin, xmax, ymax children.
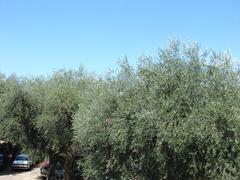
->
<box><xmin>16</xmin><ymin>156</ymin><xmax>28</xmax><ymax>161</ymax></box>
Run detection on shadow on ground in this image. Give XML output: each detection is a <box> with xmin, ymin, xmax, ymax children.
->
<box><xmin>0</xmin><ymin>166</ymin><xmax>30</xmax><ymax>176</ymax></box>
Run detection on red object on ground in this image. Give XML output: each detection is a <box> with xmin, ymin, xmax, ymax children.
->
<box><xmin>35</xmin><ymin>160</ymin><xmax>49</xmax><ymax>168</ymax></box>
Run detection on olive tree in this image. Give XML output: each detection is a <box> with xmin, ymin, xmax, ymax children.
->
<box><xmin>34</xmin><ymin>68</ymin><xmax>94</xmax><ymax>180</ymax></box>
<box><xmin>0</xmin><ymin>75</ymin><xmax>43</xmax><ymax>159</ymax></box>
<box><xmin>73</xmin><ymin>40</ymin><xmax>240</xmax><ymax>179</ymax></box>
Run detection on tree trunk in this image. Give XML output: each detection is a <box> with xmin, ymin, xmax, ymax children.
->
<box><xmin>48</xmin><ymin>154</ymin><xmax>55</xmax><ymax>180</ymax></box>
<box><xmin>64</xmin><ymin>157</ymin><xmax>74</xmax><ymax>180</ymax></box>
<box><xmin>48</xmin><ymin>153</ymin><xmax>61</xmax><ymax>180</ymax></box>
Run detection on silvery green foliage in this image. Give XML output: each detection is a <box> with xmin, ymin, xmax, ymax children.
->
<box><xmin>0</xmin><ymin>40</ymin><xmax>239</xmax><ymax>179</ymax></box>
<box><xmin>33</xmin><ymin>69</ymin><xmax>93</xmax><ymax>156</ymax></box>
<box><xmin>73</xmin><ymin>40</ymin><xmax>240</xmax><ymax>179</ymax></box>
<box><xmin>0</xmin><ymin>75</ymin><xmax>41</xmax><ymax>153</ymax></box>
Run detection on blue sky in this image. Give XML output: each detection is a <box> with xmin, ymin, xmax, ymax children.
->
<box><xmin>0</xmin><ymin>0</ymin><xmax>239</xmax><ymax>76</ymax></box>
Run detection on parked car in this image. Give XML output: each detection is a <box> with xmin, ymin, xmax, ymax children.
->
<box><xmin>12</xmin><ymin>154</ymin><xmax>33</xmax><ymax>170</ymax></box>
<box><xmin>0</xmin><ymin>153</ymin><xmax>5</xmax><ymax>167</ymax></box>
<box><xmin>40</xmin><ymin>161</ymin><xmax>49</xmax><ymax>178</ymax></box>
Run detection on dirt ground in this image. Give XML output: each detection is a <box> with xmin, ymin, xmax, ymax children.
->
<box><xmin>0</xmin><ymin>167</ymin><xmax>43</xmax><ymax>180</ymax></box>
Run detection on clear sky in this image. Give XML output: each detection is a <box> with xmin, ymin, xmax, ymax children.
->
<box><xmin>0</xmin><ymin>0</ymin><xmax>239</xmax><ymax>76</ymax></box>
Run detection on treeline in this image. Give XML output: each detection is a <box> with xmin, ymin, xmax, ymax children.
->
<box><xmin>0</xmin><ymin>40</ymin><xmax>240</xmax><ymax>179</ymax></box>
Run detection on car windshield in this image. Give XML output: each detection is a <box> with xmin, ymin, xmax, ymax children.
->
<box><xmin>16</xmin><ymin>156</ymin><xmax>28</xmax><ymax>161</ymax></box>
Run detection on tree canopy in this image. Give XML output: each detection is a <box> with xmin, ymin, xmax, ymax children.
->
<box><xmin>0</xmin><ymin>40</ymin><xmax>240</xmax><ymax>179</ymax></box>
